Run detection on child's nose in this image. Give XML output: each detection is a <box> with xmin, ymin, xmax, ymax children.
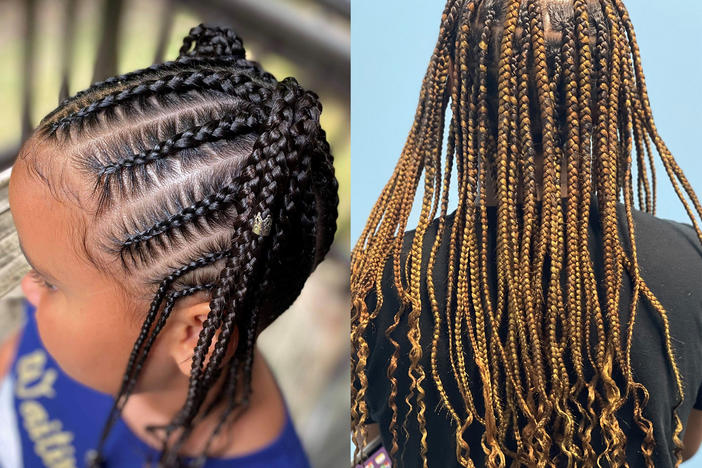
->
<box><xmin>21</xmin><ymin>272</ymin><xmax>42</xmax><ymax>307</ymax></box>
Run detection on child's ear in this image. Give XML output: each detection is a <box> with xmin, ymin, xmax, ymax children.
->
<box><xmin>170</xmin><ymin>300</ymin><xmax>239</xmax><ymax>377</ymax></box>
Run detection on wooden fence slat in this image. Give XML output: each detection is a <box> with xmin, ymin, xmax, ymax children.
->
<box><xmin>21</xmin><ymin>0</ymin><xmax>37</xmax><ymax>140</ymax></box>
<box><xmin>0</xmin><ymin>168</ymin><xmax>31</xmax><ymax>301</ymax></box>
<box><xmin>92</xmin><ymin>0</ymin><xmax>125</xmax><ymax>83</ymax></box>
<box><xmin>153</xmin><ymin>0</ymin><xmax>176</xmax><ymax>65</ymax></box>
<box><xmin>59</xmin><ymin>0</ymin><xmax>78</xmax><ymax>103</ymax></box>
<box><xmin>179</xmin><ymin>0</ymin><xmax>349</xmax><ymax>97</ymax></box>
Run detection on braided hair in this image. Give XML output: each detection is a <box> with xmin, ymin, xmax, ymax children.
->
<box><xmin>351</xmin><ymin>1</ymin><xmax>702</xmax><ymax>467</ymax></box>
<box><xmin>24</xmin><ymin>23</ymin><xmax>338</xmax><ymax>467</ymax></box>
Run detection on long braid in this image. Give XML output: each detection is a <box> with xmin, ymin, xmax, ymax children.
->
<box><xmin>513</xmin><ymin>5</ymin><xmax>548</xmax><ymax>462</ymax></box>
<box><xmin>92</xmin><ymin>250</ymin><xmax>231</xmax><ymax>462</ymax></box>
<box><xmin>350</xmin><ymin>1</ymin><xmax>466</xmax><ymax>459</ymax></box>
<box><xmin>613</xmin><ymin>7</ymin><xmax>658</xmax><ymax>465</ymax></box>
<box><xmin>28</xmin><ymin>24</ymin><xmax>337</xmax><ymax>467</ymax></box>
<box><xmin>426</xmin><ymin>7</ymin><xmax>473</xmax><ymax>464</ymax></box>
<box><xmin>182</xmin><ymin>101</ymin><xmax>329</xmax><ymax>465</ymax></box>
<box><xmin>351</xmin><ymin>1</ymin><xmax>701</xmax><ymax>466</ymax></box>
<box><xmin>159</xmin><ymin>78</ymin><xmax>329</xmax><ymax>465</ymax></box>
<box><xmin>610</xmin><ymin>3</ymin><xmax>699</xmax><ymax>465</ymax></box>
<box><xmin>164</xmin><ymin>78</ymin><xmax>318</xmax><ymax>441</ymax></box>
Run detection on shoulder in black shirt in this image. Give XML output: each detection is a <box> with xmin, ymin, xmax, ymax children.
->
<box><xmin>360</xmin><ymin>200</ymin><xmax>702</xmax><ymax>467</ymax></box>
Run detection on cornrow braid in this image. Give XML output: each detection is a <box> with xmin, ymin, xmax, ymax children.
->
<box><xmin>41</xmin><ymin>23</ymin><xmax>273</xmax><ymax>126</ymax></box>
<box><xmin>88</xmin><ymin>108</ymin><xmax>266</xmax><ymax>215</ymax></box>
<box><xmin>351</xmin><ymin>0</ymin><xmax>702</xmax><ymax>466</ymax></box>
<box><xmin>27</xmin><ymin>23</ymin><xmax>337</xmax><ymax>467</ymax></box>
<box><xmin>43</xmin><ymin>70</ymin><xmax>271</xmax><ymax>136</ymax></box>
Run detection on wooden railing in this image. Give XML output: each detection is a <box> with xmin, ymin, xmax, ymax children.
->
<box><xmin>0</xmin><ymin>0</ymin><xmax>349</xmax><ymax>171</ymax></box>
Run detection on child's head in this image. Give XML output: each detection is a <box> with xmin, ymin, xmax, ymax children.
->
<box><xmin>9</xmin><ymin>23</ymin><xmax>338</xmax><ymax>462</ymax></box>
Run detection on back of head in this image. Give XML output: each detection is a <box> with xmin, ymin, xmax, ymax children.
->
<box><xmin>351</xmin><ymin>1</ymin><xmax>702</xmax><ymax>466</ymax></box>
<box><xmin>19</xmin><ymin>23</ymin><xmax>338</xmax><ymax>465</ymax></box>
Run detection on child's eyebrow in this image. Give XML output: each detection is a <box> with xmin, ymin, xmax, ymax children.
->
<box><xmin>18</xmin><ymin>240</ymin><xmax>58</xmax><ymax>282</ymax></box>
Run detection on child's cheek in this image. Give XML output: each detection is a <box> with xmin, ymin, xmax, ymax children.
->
<box><xmin>34</xmin><ymin>294</ymin><xmax>68</xmax><ymax>366</ymax></box>
<box><xmin>34</xmin><ymin>294</ymin><xmax>95</xmax><ymax>389</ymax></box>
<box><xmin>33</xmin><ymin>292</ymin><xmax>138</xmax><ymax>396</ymax></box>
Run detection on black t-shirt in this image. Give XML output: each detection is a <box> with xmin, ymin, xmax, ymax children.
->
<box><xmin>360</xmin><ymin>198</ymin><xmax>702</xmax><ymax>467</ymax></box>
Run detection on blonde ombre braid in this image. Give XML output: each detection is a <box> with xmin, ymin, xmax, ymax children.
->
<box><xmin>351</xmin><ymin>1</ymin><xmax>702</xmax><ymax>466</ymax></box>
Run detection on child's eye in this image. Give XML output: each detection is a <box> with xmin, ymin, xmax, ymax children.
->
<box><xmin>28</xmin><ymin>269</ymin><xmax>58</xmax><ymax>292</ymax></box>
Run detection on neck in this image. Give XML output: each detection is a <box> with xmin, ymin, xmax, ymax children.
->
<box><xmin>483</xmin><ymin>158</ymin><xmax>570</xmax><ymax>206</ymax></box>
<box><xmin>122</xmin><ymin>347</ymin><xmax>286</xmax><ymax>458</ymax></box>
<box><xmin>483</xmin><ymin>183</ymin><xmax>570</xmax><ymax>207</ymax></box>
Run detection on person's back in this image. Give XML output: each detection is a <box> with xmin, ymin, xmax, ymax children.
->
<box><xmin>350</xmin><ymin>0</ymin><xmax>702</xmax><ymax>466</ymax></box>
<box><xmin>361</xmin><ymin>198</ymin><xmax>702</xmax><ymax>467</ymax></box>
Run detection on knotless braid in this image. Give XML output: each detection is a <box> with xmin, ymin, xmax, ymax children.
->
<box><xmin>351</xmin><ymin>1</ymin><xmax>702</xmax><ymax>466</ymax></box>
<box><xmin>163</xmin><ymin>79</ymin><xmax>320</xmax><ymax>447</ymax></box>
<box><xmin>29</xmin><ymin>23</ymin><xmax>337</xmax><ymax>467</ymax></box>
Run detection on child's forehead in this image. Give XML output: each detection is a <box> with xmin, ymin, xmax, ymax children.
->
<box><xmin>10</xmin><ymin>152</ymin><xmax>105</xmax><ymax>269</ymax></box>
<box><xmin>12</xmin><ymin>137</ymin><xmax>98</xmax><ymax>212</ymax></box>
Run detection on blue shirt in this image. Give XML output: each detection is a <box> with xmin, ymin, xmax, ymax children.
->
<box><xmin>4</xmin><ymin>298</ymin><xmax>310</xmax><ymax>468</ymax></box>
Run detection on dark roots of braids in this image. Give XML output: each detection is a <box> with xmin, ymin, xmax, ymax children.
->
<box><xmin>31</xmin><ymin>24</ymin><xmax>338</xmax><ymax>467</ymax></box>
<box><xmin>351</xmin><ymin>0</ymin><xmax>702</xmax><ymax>467</ymax></box>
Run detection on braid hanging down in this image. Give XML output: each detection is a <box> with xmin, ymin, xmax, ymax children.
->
<box><xmin>351</xmin><ymin>1</ymin><xmax>702</xmax><ymax>467</ymax></box>
<box><xmin>24</xmin><ymin>23</ymin><xmax>338</xmax><ymax>467</ymax></box>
